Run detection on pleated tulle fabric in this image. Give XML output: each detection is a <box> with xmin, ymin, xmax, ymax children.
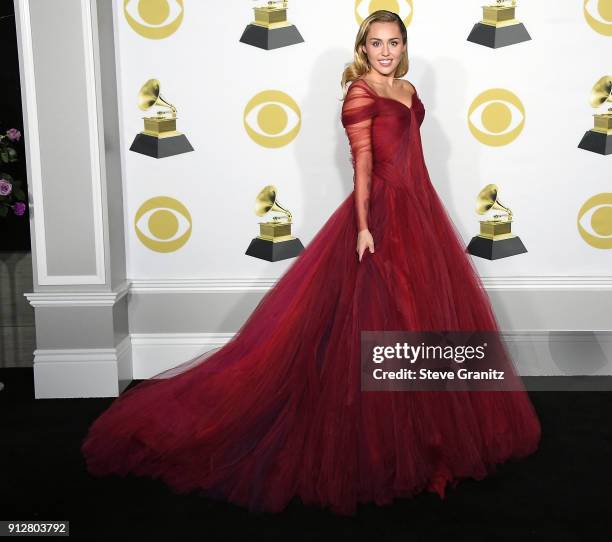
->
<box><xmin>81</xmin><ymin>78</ymin><xmax>541</xmax><ymax>516</ymax></box>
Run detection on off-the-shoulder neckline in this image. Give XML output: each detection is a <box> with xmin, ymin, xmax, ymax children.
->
<box><xmin>354</xmin><ymin>77</ymin><xmax>417</xmax><ymax>112</ymax></box>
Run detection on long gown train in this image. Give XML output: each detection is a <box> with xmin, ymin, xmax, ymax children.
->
<box><xmin>81</xmin><ymin>78</ymin><xmax>541</xmax><ymax>516</ymax></box>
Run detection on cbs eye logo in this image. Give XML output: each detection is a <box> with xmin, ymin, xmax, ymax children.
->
<box><xmin>354</xmin><ymin>0</ymin><xmax>414</xmax><ymax>27</ymax></box>
<box><xmin>583</xmin><ymin>0</ymin><xmax>612</xmax><ymax>36</ymax></box>
<box><xmin>468</xmin><ymin>88</ymin><xmax>525</xmax><ymax>146</ymax></box>
<box><xmin>355</xmin><ymin>0</ymin><xmax>414</xmax><ymax>26</ymax></box>
<box><xmin>134</xmin><ymin>196</ymin><xmax>192</xmax><ymax>252</ymax></box>
<box><xmin>124</xmin><ymin>0</ymin><xmax>184</xmax><ymax>39</ymax></box>
<box><xmin>577</xmin><ymin>193</ymin><xmax>612</xmax><ymax>249</ymax></box>
<box><xmin>244</xmin><ymin>90</ymin><xmax>301</xmax><ymax>148</ymax></box>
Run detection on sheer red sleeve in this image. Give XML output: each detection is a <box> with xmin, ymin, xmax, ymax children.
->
<box><xmin>341</xmin><ymin>81</ymin><xmax>377</xmax><ymax>234</ymax></box>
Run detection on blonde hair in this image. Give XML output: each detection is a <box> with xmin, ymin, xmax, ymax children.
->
<box><xmin>340</xmin><ymin>10</ymin><xmax>409</xmax><ymax>99</ymax></box>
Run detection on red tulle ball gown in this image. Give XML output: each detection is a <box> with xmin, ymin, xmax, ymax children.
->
<box><xmin>81</xmin><ymin>78</ymin><xmax>541</xmax><ymax>516</ymax></box>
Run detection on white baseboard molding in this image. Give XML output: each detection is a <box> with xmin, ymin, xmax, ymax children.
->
<box><xmin>130</xmin><ymin>330</ymin><xmax>612</xmax><ymax>380</ymax></box>
<box><xmin>33</xmin><ymin>334</ymin><xmax>132</xmax><ymax>398</ymax></box>
<box><xmin>128</xmin><ymin>276</ymin><xmax>612</xmax><ymax>292</ymax></box>
<box><xmin>131</xmin><ymin>332</ymin><xmax>233</xmax><ymax>379</ymax></box>
<box><xmin>27</xmin><ymin>331</ymin><xmax>612</xmax><ymax>397</ymax></box>
<box><xmin>502</xmin><ymin>330</ymin><xmax>612</xmax><ymax>376</ymax></box>
<box><xmin>127</xmin><ymin>278</ymin><xmax>612</xmax><ymax>333</ymax></box>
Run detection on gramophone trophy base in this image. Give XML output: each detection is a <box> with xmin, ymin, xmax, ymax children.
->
<box><xmin>245</xmin><ymin>237</ymin><xmax>304</xmax><ymax>262</ymax></box>
<box><xmin>467</xmin><ymin>22</ymin><xmax>531</xmax><ymax>48</ymax></box>
<box><xmin>467</xmin><ymin>235</ymin><xmax>527</xmax><ymax>260</ymax></box>
<box><xmin>577</xmin><ymin>130</ymin><xmax>612</xmax><ymax>155</ymax></box>
<box><xmin>239</xmin><ymin>23</ymin><xmax>304</xmax><ymax>50</ymax></box>
<box><xmin>130</xmin><ymin>132</ymin><xmax>194</xmax><ymax>159</ymax></box>
<box><xmin>246</xmin><ymin>220</ymin><xmax>304</xmax><ymax>261</ymax></box>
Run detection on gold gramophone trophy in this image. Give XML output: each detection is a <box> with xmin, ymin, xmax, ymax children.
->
<box><xmin>239</xmin><ymin>0</ymin><xmax>304</xmax><ymax>50</ymax></box>
<box><xmin>467</xmin><ymin>0</ymin><xmax>531</xmax><ymax>48</ymax></box>
<box><xmin>466</xmin><ymin>184</ymin><xmax>527</xmax><ymax>260</ymax></box>
<box><xmin>245</xmin><ymin>185</ymin><xmax>304</xmax><ymax>261</ymax></box>
<box><xmin>578</xmin><ymin>75</ymin><xmax>612</xmax><ymax>156</ymax></box>
<box><xmin>129</xmin><ymin>79</ymin><xmax>194</xmax><ymax>159</ymax></box>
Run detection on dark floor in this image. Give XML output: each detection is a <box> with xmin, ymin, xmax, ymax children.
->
<box><xmin>1</xmin><ymin>368</ymin><xmax>610</xmax><ymax>541</ymax></box>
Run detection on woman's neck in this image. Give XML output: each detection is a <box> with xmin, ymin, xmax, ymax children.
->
<box><xmin>363</xmin><ymin>72</ymin><xmax>398</xmax><ymax>89</ymax></box>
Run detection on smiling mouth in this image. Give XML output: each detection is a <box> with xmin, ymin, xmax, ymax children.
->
<box><xmin>379</xmin><ymin>59</ymin><xmax>393</xmax><ymax>65</ymax></box>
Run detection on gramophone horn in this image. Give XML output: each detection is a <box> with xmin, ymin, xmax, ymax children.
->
<box><xmin>589</xmin><ymin>75</ymin><xmax>612</xmax><ymax>109</ymax></box>
<box><xmin>255</xmin><ymin>185</ymin><xmax>292</xmax><ymax>221</ymax></box>
<box><xmin>476</xmin><ymin>183</ymin><xmax>513</xmax><ymax>217</ymax></box>
<box><xmin>138</xmin><ymin>78</ymin><xmax>177</xmax><ymax>114</ymax></box>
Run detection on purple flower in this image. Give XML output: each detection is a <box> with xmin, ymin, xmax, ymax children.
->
<box><xmin>0</xmin><ymin>179</ymin><xmax>12</xmax><ymax>196</ymax></box>
<box><xmin>6</xmin><ymin>128</ymin><xmax>21</xmax><ymax>142</ymax></box>
<box><xmin>12</xmin><ymin>202</ymin><xmax>26</xmax><ymax>216</ymax></box>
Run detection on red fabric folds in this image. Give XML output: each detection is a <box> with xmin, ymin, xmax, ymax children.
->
<box><xmin>341</xmin><ymin>81</ymin><xmax>377</xmax><ymax>233</ymax></box>
<box><xmin>81</xmin><ymin>78</ymin><xmax>541</xmax><ymax>516</ymax></box>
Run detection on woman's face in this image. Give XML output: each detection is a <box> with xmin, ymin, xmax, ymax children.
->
<box><xmin>360</xmin><ymin>21</ymin><xmax>406</xmax><ymax>76</ymax></box>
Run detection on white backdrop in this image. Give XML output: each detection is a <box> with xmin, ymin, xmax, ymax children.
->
<box><xmin>112</xmin><ymin>0</ymin><xmax>612</xmax><ymax>280</ymax></box>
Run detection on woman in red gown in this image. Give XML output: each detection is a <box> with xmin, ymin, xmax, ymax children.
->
<box><xmin>81</xmin><ymin>10</ymin><xmax>541</xmax><ymax>516</ymax></box>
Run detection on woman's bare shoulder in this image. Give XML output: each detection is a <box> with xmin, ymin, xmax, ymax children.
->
<box><xmin>400</xmin><ymin>79</ymin><xmax>417</xmax><ymax>96</ymax></box>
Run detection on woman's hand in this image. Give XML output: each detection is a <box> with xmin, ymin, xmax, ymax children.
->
<box><xmin>356</xmin><ymin>229</ymin><xmax>375</xmax><ymax>262</ymax></box>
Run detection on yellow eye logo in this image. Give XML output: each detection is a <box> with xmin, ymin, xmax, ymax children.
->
<box><xmin>355</xmin><ymin>0</ymin><xmax>414</xmax><ymax>27</ymax></box>
<box><xmin>468</xmin><ymin>88</ymin><xmax>525</xmax><ymax>146</ymax></box>
<box><xmin>244</xmin><ymin>90</ymin><xmax>301</xmax><ymax>148</ymax></box>
<box><xmin>124</xmin><ymin>0</ymin><xmax>184</xmax><ymax>39</ymax></box>
<box><xmin>577</xmin><ymin>193</ymin><xmax>612</xmax><ymax>249</ymax></box>
<box><xmin>134</xmin><ymin>196</ymin><xmax>192</xmax><ymax>252</ymax></box>
<box><xmin>583</xmin><ymin>0</ymin><xmax>612</xmax><ymax>36</ymax></box>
